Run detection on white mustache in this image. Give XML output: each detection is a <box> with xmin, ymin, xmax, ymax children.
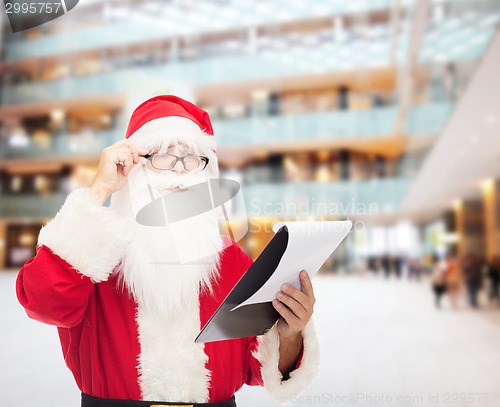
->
<box><xmin>147</xmin><ymin>170</ymin><xmax>206</xmax><ymax>192</ymax></box>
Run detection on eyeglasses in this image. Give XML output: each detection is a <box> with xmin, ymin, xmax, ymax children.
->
<box><xmin>144</xmin><ymin>153</ymin><xmax>209</xmax><ymax>171</ymax></box>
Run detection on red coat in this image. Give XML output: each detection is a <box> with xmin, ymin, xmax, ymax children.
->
<box><xmin>16</xmin><ymin>188</ymin><xmax>319</xmax><ymax>404</ymax></box>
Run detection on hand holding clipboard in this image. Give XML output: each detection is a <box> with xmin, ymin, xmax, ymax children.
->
<box><xmin>195</xmin><ymin>220</ymin><xmax>352</xmax><ymax>343</ymax></box>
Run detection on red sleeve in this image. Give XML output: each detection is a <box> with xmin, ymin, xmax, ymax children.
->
<box><xmin>16</xmin><ymin>245</ymin><xmax>94</xmax><ymax>328</ymax></box>
<box><xmin>245</xmin><ymin>336</ymin><xmax>264</xmax><ymax>386</ymax></box>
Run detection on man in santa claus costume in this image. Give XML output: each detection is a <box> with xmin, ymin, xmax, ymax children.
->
<box><xmin>16</xmin><ymin>95</ymin><xmax>319</xmax><ymax>407</ymax></box>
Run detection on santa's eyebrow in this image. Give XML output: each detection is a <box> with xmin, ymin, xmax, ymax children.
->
<box><xmin>151</xmin><ymin>144</ymin><xmax>168</xmax><ymax>154</ymax></box>
<box><xmin>149</xmin><ymin>141</ymin><xmax>200</xmax><ymax>156</ymax></box>
<box><xmin>170</xmin><ymin>145</ymin><xmax>197</xmax><ymax>154</ymax></box>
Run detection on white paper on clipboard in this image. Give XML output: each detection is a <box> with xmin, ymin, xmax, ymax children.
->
<box><xmin>231</xmin><ymin>220</ymin><xmax>352</xmax><ymax>311</ymax></box>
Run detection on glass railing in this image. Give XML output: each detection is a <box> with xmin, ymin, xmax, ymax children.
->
<box><xmin>0</xmin><ymin>177</ymin><xmax>411</xmax><ymax>218</ymax></box>
<box><xmin>6</xmin><ymin>0</ymin><xmax>496</xmax><ymax>62</ymax></box>
<box><xmin>0</xmin><ymin>129</ymin><xmax>120</xmax><ymax>160</ymax></box>
<box><xmin>214</xmin><ymin>107</ymin><xmax>399</xmax><ymax>146</ymax></box>
<box><xmin>242</xmin><ymin>178</ymin><xmax>411</xmax><ymax>217</ymax></box>
<box><xmin>0</xmin><ymin>102</ymin><xmax>453</xmax><ymax>161</ymax></box>
<box><xmin>3</xmin><ymin>5</ymin><xmax>496</xmax><ymax>82</ymax></box>
<box><xmin>0</xmin><ymin>192</ymin><xmax>68</xmax><ymax>218</ymax></box>
<box><xmin>404</xmin><ymin>101</ymin><xmax>454</xmax><ymax>135</ymax></box>
<box><xmin>214</xmin><ymin>101</ymin><xmax>453</xmax><ymax>145</ymax></box>
<box><xmin>2</xmin><ymin>39</ymin><xmax>393</xmax><ymax>105</ymax></box>
<box><xmin>3</xmin><ymin>14</ymin><xmax>496</xmax><ymax>106</ymax></box>
<box><xmin>4</xmin><ymin>0</ymin><xmax>398</xmax><ymax>61</ymax></box>
<box><xmin>1</xmin><ymin>71</ymin><xmax>127</xmax><ymax>105</ymax></box>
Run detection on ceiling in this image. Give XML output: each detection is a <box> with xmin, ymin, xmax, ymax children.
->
<box><xmin>401</xmin><ymin>27</ymin><xmax>500</xmax><ymax>216</ymax></box>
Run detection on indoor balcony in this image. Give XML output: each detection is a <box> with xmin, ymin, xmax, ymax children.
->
<box><xmin>213</xmin><ymin>102</ymin><xmax>453</xmax><ymax>146</ymax></box>
<box><xmin>4</xmin><ymin>0</ymin><xmax>397</xmax><ymax>61</ymax></box>
<box><xmin>0</xmin><ymin>129</ymin><xmax>119</xmax><ymax>160</ymax></box>
<box><xmin>0</xmin><ymin>192</ymin><xmax>67</xmax><ymax>218</ymax></box>
<box><xmin>235</xmin><ymin>177</ymin><xmax>410</xmax><ymax>218</ymax></box>
<box><xmin>0</xmin><ymin>178</ymin><xmax>410</xmax><ymax>219</ymax></box>
<box><xmin>0</xmin><ymin>103</ymin><xmax>453</xmax><ymax>162</ymax></box>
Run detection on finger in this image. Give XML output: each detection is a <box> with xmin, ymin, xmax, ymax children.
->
<box><xmin>281</xmin><ymin>283</ymin><xmax>312</xmax><ymax>312</ymax></box>
<box><xmin>128</xmin><ymin>145</ymin><xmax>140</xmax><ymax>164</ymax></box>
<box><xmin>126</xmin><ymin>140</ymin><xmax>150</xmax><ymax>156</ymax></box>
<box><xmin>115</xmin><ymin>139</ymin><xmax>134</xmax><ymax>149</ymax></box>
<box><xmin>114</xmin><ymin>150</ymin><xmax>132</xmax><ymax>165</ymax></box>
<box><xmin>113</xmin><ymin>156</ymin><xmax>128</xmax><ymax>167</ymax></box>
<box><xmin>272</xmin><ymin>299</ymin><xmax>301</xmax><ymax>328</ymax></box>
<box><xmin>122</xmin><ymin>155</ymin><xmax>137</xmax><ymax>176</ymax></box>
<box><xmin>109</xmin><ymin>147</ymin><xmax>131</xmax><ymax>162</ymax></box>
<box><xmin>276</xmin><ymin>291</ymin><xmax>307</xmax><ymax>320</ymax></box>
<box><xmin>299</xmin><ymin>270</ymin><xmax>315</xmax><ymax>298</ymax></box>
<box><xmin>114</xmin><ymin>152</ymin><xmax>134</xmax><ymax>175</ymax></box>
<box><xmin>126</xmin><ymin>142</ymin><xmax>149</xmax><ymax>163</ymax></box>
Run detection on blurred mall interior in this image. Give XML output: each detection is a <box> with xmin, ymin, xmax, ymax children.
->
<box><xmin>1</xmin><ymin>0</ymin><xmax>499</xmax><ymax>277</ymax></box>
<box><xmin>1</xmin><ymin>1</ymin><xmax>500</xmax><ymax>406</ymax></box>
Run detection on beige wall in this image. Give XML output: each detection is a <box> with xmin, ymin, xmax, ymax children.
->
<box><xmin>454</xmin><ymin>199</ymin><xmax>485</xmax><ymax>259</ymax></box>
<box><xmin>0</xmin><ymin>221</ymin><xmax>6</xmax><ymax>270</ymax></box>
<box><xmin>482</xmin><ymin>179</ymin><xmax>500</xmax><ymax>260</ymax></box>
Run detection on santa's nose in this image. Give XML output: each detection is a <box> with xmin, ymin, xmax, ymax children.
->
<box><xmin>171</xmin><ymin>159</ymin><xmax>187</xmax><ymax>174</ymax></box>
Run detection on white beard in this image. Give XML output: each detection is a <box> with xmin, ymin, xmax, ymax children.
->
<box><xmin>109</xmin><ymin>165</ymin><xmax>223</xmax><ymax>317</ymax></box>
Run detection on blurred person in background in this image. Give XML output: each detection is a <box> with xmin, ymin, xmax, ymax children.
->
<box><xmin>462</xmin><ymin>254</ymin><xmax>483</xmax><ymax>309</ymax></box>
<box><xmin>382</xmin><ymin>254</ymin><xmax>391</xmax><ymax>278</ymax></box>
<box><xmin>367</xmin><ymin>256</ymin><xmax>377</xmax><ymax>273</ymax></box>
<box><xmin>443</xmin><ymin>63</ymin><xmax>458</xmax><ymax>100</ymax></box>
<box><xmin>15</xmin><ymin>96</ymin><xmax>319</xmax><ymax>407</ymax></box>
<box><xmin>407</xmin><ymin>257</ymin><xmax>422</xmax><ymax>281</ymax></box>
<box><xmin>394</xmin><ymin>255</ymin><xmax>403</xmax><ymax>279</ymax></box>
<box><xmin>486</xmin><ymin>255</ymin><xmax>500</xmax><ymax>305</ymax></box>
<box><xmin>444</xmin><ymin>252</ymin><xmax>463</xmax><ymax>309</ymax></box>
<box><xmin>431</xmin><ymin>255</ymin><xmax>447</xmax><ymax>309</ymax></box>
<box><xmin>58</xmin><ymin>165</ymin><xmax>74</xmax><ymax>193</ymax></box>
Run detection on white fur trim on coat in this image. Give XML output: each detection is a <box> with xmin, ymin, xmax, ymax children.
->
<box><xmin>253</xmin><ymin>320</ymin><xmax>320</xmax><ymax>405</ymax></box>
<box><xmin>136</xmin><ymin>299</ymin><xmax>210</xmax><ymax>402</ymax></box>
<box><xmin>38</xmin><ymin>188</ymin><xmax>133</xmax><ymax>283</ymax></box>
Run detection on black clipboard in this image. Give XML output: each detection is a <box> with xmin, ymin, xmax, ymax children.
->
<box><xmin>195</xmin><ymin>220</ymin><xmax>352</xmax><ymax>343</ymax></box>
<box><xmin>194</xmin><ymin>226</ymin><xmax>289</xmax><ymax>343</ymax></box>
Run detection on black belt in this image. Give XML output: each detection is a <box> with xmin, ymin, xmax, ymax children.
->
<box><xmin>81</xmin><ymin>393</ymin><xmax>236</xmax><ymax>407</ymax></box>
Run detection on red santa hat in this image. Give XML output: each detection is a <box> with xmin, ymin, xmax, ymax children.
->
<box><xmin>125</xmin><ymin>95</ymin><xmax>214</xmax><ymax>139</ymax></box>
<box><xmin>125</xmin><ymin>95</ymin><xmax>218</xmax><ymax>175</ymax></box>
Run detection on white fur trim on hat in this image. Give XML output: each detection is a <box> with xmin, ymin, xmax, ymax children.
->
<box><xmin>252</xmin><ymin>320</ymin><xmax>320</xmax><ymax>405</ymax></box>
<box><xmin>38</xmin><ymin>188</ymin><xmax>133</xmax><ymax>283</ymax></box>
<box><xmin>128</xmin><ymin>116</ymin><xmax>204</xmax><ymax>141</ymax></box>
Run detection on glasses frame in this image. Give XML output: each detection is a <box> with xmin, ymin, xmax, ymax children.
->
<box><xmin>144</xmin><ymin>153</ymin><xmax>209</xmax><ymax>172</ymax></box>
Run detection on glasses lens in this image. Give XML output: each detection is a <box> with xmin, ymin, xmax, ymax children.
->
<box><xmin>150</xmin><ymin>154</ymin><xmax>208</xmax><ymax>171</ymax></box>
<box><xmin>183</xmin><ymin>155</ymin><xmax>201</xmax><ymax>171</ymax></box>
<box><xmin>152</xmin><ymin>154</ymin><xmax>177</xmax><ymax>170</ymax></box>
